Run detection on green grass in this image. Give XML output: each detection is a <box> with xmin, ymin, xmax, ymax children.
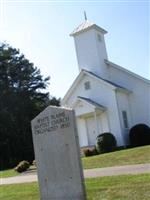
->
<box><xmin>0</xmin><ymin>169</ymin><xmax>19</xmax><ymax>178</ymax></box>
<box><xmin>82</xmin><ymin>145</ymin><xmax>150</xmax><ymax>169</ymax></box>
<box><xmin>1</xmin><ymin>145</ymin><xmax>150</xmax><ymax>178</ymax></box>
<box><xmin>0</xmin><ymin>182</ymin><xmax>39</xmax><ymax>200</ymax></box>
<box><xmin>0</xmin><ymin>174</ymin><xmax>150</xmax><ymax>200</ymax></box>
<box><xmin>86</xmin><ymin>173</ymin><xmax>150</xmax><ymax>200</ymax></box>
<box><xmin>0</xmin><ymin>165</ymin><xmax>36</xmax><ymax>178</ymax></box>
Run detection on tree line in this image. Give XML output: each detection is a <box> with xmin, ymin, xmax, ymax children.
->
<box><xmin>0</xmin><ymin>43</ymin><xmax>60</xmax><ymax>169</ymax></box>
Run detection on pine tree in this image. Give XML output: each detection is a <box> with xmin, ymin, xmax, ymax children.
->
<box><xmin>0</xmin><ymin>43</ymin><xmax>50</xmax><ymax>169</ymax></box>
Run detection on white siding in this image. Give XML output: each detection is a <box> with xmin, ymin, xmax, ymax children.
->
<box><xmin>109</xmin><ymin>67</ymin><xmax>150</xmax><ymax>127</ymax></box>
<box><xmin>64</xmin><ymin>74</ymin><xmax>124</xmax><ymax>146</ymax></box>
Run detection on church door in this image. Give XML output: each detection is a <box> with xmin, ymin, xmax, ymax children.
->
<box><xmin>86</xmin><ymin>117</ymin><xmax>97</xmax><ymax>146</ymax></box>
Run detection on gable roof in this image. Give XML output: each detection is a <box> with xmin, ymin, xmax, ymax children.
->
<box><xmin>62</xmin><ymin>69</ymin><xmax>130</xmax><ymax>105</ymax></box>
<box><xmin>105</xmin><ymin>59</ymin><xmax>150</xmax><ymax>85</ymax></box>
<box><xmin>77</xmin><ymin>96</ymin><xmax>106</xmax><ymax>111</ymax></box>
<box><xmin>85</xmin><ymin>70</ymin><xmax>127</xmax><ymax>89</ymax></box>
<box><xmin>70</xmin><ymin>20</ymin><xmax>107</xmax><ymax>36</ymax></box>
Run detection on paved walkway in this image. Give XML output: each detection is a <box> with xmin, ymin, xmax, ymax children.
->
<box><xmin>1</xmin><ymin>163</ymin><xmax>150</xmax><ymax>185</ymax></box>
<box><xmin>84</xmin><ymin>163</ymin><xmax>150</xmax><ymax>178</ymax></box>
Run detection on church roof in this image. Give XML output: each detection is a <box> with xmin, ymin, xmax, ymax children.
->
<box><xmin>77</xmin><ymin>96</ymin><xmax>106</xmax><ymax>111</ymax></box>
<box><xmin>62</xmin><ymin>69</ymin><xmax>130</xmax><ymax>105</ymax></box>
<box><xmin>70</xmin><ymin>20</ymin><xmax>107</xmax><ymax>36</ymax></box>
<box><xmin>83</xmin><ymin>69</ymin><xmax>128</xmax><ymax>90</ymax></box>
<box><xmin>105</xmin><ymin>60</ymin><xmax>150</xmax><ymax>85</ymax></box>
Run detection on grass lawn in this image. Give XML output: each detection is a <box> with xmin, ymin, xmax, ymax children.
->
<box><xmin>0</xmin><ymin>169</ymin><xmax>19</xmax><ymax>178</ymax></box>
<box><xmin>82</xmin><ymin>145</ymin><xmax>150</xmax><ymax>169</ymax></box>
<box><xmin>0</xmin><ymin>173</ymin><xmax>150</xmax><ymax>200</ymax></box>
<box><xmin>86</xmin><ymin>173</ymin><xmax>150</xmax><ymax>200</ymax></box>
<box><xmin>0</xmin><ymin>165</ymin><xmax>36</xmax><ymax>178</ymax></box>
<box><xmin>0</xmin><ymin>182</ymin><xmax>39</xmax><ymax>200</ymax></box>
<box><xmin>1</xmin><ymin>145</ymin><xmax>150</xmax><ymax>178</ymax></box>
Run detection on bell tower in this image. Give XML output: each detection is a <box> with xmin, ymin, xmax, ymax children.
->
<box><xmin>70</xmin><ymin>18</ymin><xmax>109</xmax><ymax>78</ymax></box>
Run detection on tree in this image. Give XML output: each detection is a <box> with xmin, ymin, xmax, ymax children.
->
<box><xmin>49</xmin><ymin>96</ymin><xmax>61</xmax><ymax>107</ymax></box>
<box><xmin>0</xmin><ymin>43</ymin><xmax>50</xmax><ymax>169</ymax></box>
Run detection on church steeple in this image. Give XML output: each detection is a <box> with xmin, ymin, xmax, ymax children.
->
<box><xmin>70</xmin><ymin>20</ymin><xmax>108</xmax><ymax>78</ymax></box>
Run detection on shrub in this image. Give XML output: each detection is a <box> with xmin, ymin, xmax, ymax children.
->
<box><xmin>14</xmin><ymin>160</ymin><xmax>30</xmax><ymax>173</ymax></box>
<box><xmin>96</xmin><ymin>132</ymin><xmax>117</xmax><ymax>154</ymax></box>
<box><xmin>129</xmin><ymin>124</ymin><xmax>150</xmax><ymax>147</ymax></box>
<box><xmin>83</xmin><ymin>147</ymin><xmax>98</xmax><ymax>157</ymax></box>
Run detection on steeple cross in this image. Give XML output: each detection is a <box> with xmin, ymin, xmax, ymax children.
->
<box><xmin>84</xmin><ymin>11</ymin><xmax>87</xmax><ymax>21</ymax></box>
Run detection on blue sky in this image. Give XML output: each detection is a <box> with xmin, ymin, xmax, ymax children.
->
<box><xmin>0</xmin><ymin>1</ymin><xmax>149</xmax><ymax>98</ymax></box>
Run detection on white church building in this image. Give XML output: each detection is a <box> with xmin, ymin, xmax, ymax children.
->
<box><xmin>62</xmin><ymin>20</ymin><xmax>150</xmax><ymax>147</ymax></box>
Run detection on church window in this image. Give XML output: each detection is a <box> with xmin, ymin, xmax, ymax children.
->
<box><xmin>97</xmin><ymin>34</ymin><xmax>101</xmax><ymax>41</ymax></box>
<box><xmin>84</xmin><ymin>81</ymin><xmax>91</xmax><ymax>90</ymax></box>
<box><xmin>122</xmin><ymin>111</ymin><xmax>129</xmax><ymax>129</ymax></box>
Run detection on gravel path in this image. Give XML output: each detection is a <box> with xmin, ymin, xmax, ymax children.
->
<box><xmin>1</xmin><ymin>163</ymin><xmax>150</xmax><ymax>185</ymax></box>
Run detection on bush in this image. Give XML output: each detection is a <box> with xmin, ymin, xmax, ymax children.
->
<box><xmin>129</xmin><ymin>124</ymin><xmax>150</xmax><ymax>147</ymax></box>
<box><xmin>96</xmin><ymin>132</ymin><xmax>117</xmax><ymax>154</ymax></box>
<box><xmin>83</xmin><ymin>147</ymin><xmax>98</xmax><ymax>157</ymax></box>
<box><xmin>14</xmin><ymin>160</ymin><xmax>30</xmax><ymax>173</ymax></box>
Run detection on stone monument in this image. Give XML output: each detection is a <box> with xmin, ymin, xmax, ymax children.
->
<box><xmin>31</xmin><ymin>106</ymin><xmax>86</xmax><ymax>200</ymax></box>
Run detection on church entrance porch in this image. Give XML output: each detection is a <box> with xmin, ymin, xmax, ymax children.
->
<box><xmin>74</xmin><ymin>96</ymin><xmax>109</xmax><ymax>147</ymax></box>
<box><xmin>77</xmin><ymin>110</ymin><xmax>109</xmax><ymax>147</ymax></box>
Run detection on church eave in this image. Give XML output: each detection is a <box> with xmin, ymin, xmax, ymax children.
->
<box><xmin>116</xmin><ymin>87</ymin><xmax>132</xmax><ymax>94</ymax></box>
<box><xmin>77</xmin><ymin>96</ymin><xmax>106</xmax><ymax>111</ymax></box>
<box><xmin>61</xmin><ymin>70</ymin><xmax>85</xmax><ymax>105</ymax></box>
<box><xmin>61</xmin><ymin>69</ymin><xmax>131</xmax><ymax>106</ymax></box>
<box><xmin>70</xmin><ymin>24</ymin><xmax>107</xmax><ymax>37</ymax></box>
<box><xmin>105</xmin><ymin>59</ymin><xmax>150</xmax><ymax>85</ymax></box>
<box><xmin>83</xmin><ymin>69</ymin><xmax>121</xmax><ymax>90</ymax></box>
